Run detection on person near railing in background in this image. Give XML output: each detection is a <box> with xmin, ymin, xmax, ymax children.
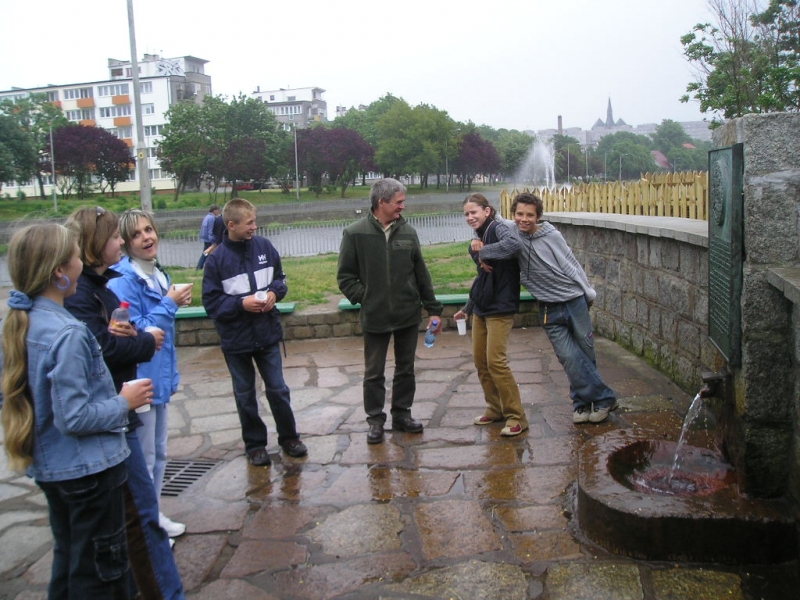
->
<box><xmin>195</xmin><ymin>204</ymin><xmax>220</xmax><ymax>270</ymax></box>
<box><xmin>337</xmin><ymin>177</ymin><xmax>443</xmax><ymax>445</ymax></box>
<box><xmin>0</xmin><ymin>223</ymin><xmax>153</xmax><ymax>598</ymax></box>
<box><xmin>64</xmin><ymin>207</ymin><xmax>185</xmax><ymax>598</ymax></box>
<box><xmin>108</xmin><ymin>209</ymin><xmax>193</xmax><ymax>540</ymax></box>
<box><xmin>453</xmin><ymin>193</ymin><xmax>528</xmax><ymax>436</ymax></box>
<box><xmin>480</xmin><ymin>192</ymin><xmax>618</xmax><ymax>424</ymax></box>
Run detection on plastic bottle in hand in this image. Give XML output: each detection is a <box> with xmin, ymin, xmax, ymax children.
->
<box><xmin>424</xmin><ymin>318</ymin><xmax>440</xmax><ymax>348</ymax></box>
<box><xmin>110</xmin><ymin>301</ymin><xmax>130</xmax><ymax>330</ymax></box>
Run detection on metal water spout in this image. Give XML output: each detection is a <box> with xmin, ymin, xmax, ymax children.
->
<box><xmin>700</xmin><ymin>370</ymin><xmax>728</xmax><ymax>399</ymax></box>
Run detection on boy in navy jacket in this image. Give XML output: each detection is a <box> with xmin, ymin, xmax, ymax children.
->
<box><xmin>202</xmin><ymin>198</ymin><xmax>306</xmax><ymax>466</ymax></box>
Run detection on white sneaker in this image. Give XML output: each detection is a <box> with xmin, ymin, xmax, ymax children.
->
<box><xmin>159</xmin><ymin>512</ymin><xmax>186</xmax><ymax>538</ymax></box>
<box><xmin>573</xmin><ymin>406</ymin><xmax>591</xmax><ymax>424</ymax></box>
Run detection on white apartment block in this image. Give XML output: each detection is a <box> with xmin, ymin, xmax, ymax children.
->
<box><xmin>251</xmin><ymin>86</ymin><xmax>327</xmax><ymax>129</ymax></box>
<box><xmin>0</xmin><ymin>54</ymin><xmax>211</xmax><ymax>195</ymax></box>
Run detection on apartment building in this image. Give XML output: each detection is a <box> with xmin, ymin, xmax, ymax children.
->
<box><xmin>0</xmin><ymin>53</ymin><xmax>211</xmax><ymax>194</ymax></box>
<box><xmin>251</xmin><ymin>86</ymin><xmax>327</xmax><ymax>129</ymax></box>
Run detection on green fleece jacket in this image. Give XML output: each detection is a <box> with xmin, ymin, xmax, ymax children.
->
<box><xmin>337</xmin><ymin>212</ymin><xmax>443</xmax><ymax>333</ymax></box>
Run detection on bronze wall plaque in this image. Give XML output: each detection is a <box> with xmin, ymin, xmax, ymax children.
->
<box><xmin>708</xmin><ymin>144</ymin><xmax>744</xmax><ymax>366</ymax></box>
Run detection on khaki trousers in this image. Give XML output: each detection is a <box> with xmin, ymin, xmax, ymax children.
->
<box><xmin>472</xmin><ymin>314</ymin><xmax>528</xmax><ymax>428</ymax></box>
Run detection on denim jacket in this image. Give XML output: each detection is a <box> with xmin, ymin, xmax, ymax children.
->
<box><xmin>19</xmin><ymin>297</ymin><xmax>129</xmax><ymax>482</ymax></box>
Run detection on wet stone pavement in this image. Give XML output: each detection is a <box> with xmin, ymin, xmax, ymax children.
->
<box><xmin>0</xmin><ymin>327</ymin><xmax>798</xmax><ymax>599</ymax></box>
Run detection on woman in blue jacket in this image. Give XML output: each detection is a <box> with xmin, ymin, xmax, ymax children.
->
<box><xmin>454</xmin><ymin>193</ymin><xmax>528</xmax><ymax>436</ymax></box>
<box><xmin>108</xmin><ymin>209</ymin><xmax>193</xmax><ymax>539</ymax></box>
<box><xmin>1</xmin><ymin>223</ymin><xmax>152</xmax><ymax>597</ymax></box>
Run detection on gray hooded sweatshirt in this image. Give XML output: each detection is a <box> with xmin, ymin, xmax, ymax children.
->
<box><xmin>480</xmin><ymin>220</ymin><xmax>596</xmax><ymax>304</ymax></box>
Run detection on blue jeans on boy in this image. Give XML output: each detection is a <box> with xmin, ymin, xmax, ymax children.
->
<box><xmin>540</xmin><ymin>296</ymin><xmax>617</xmax><ymax>411</ymax></box>
<box><xmin>124</xmin><ymin>429</ymin><xmax>185</xmax><ymax>599</ymax></box>
<box><xmin>223</xmin><ymin>344</ymin><xmax>300</xmax><ymax>454</ymax></box>
<box><xmin>38</xmin><ymin>462</ymin><xmax>129</xmax><ymax>599</ymax></box>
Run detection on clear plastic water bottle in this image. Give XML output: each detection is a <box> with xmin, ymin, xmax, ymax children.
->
<box><xmin>424</xmin><ymin>318</ymin><xmax>440</xmax><ymax>348</ymax></box>
<box><xmin>109</xmin><ymin>301</ymin><xmax>130</xmax><ymax>331</ymax></box>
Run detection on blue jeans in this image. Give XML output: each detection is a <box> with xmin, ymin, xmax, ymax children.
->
<box><xmin>540</xmin><ymin>296</ymin><xmax>617</xmax><ymax>410</ymax></box>
<box><xmin>38</xmin><ymin>462</ymin><xmax>129</xmax><ymax>599</ymax></box>
<box><xmin>124</xmin><ymin>429</ymin><xmax>185</xmax><ymax>599</ymax></box>
<box><xmin>223</xmin><ymin>344</ymin><xmax>299</xmax><ymax>454</ymax></box>
<box><xmin>196</xmin><ymin>242</ymin><xmax>213</xmax><ymax>270</ymax></box>
<box><xmin>137</xmin><ymin>404</ymin><xmax>169</xmax><ymax>498</ymax></box>
<box><xmin>363</xmin><ymin>323</ymin><xmax>419</xmax><ymax>425</ymax></box>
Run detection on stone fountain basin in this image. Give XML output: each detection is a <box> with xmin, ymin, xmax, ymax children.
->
<box><xmin>577</xmin><ymin>430</ymin><xmax>797</xmax><ymax>563</ymax></box>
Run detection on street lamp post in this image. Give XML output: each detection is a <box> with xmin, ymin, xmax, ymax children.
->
<box><xmin>565</xmin><ymin>144</ymin><xmax>579</xmax><ymax>185</ymax></box>
<box><xmin>604</xmin><ymin>152</ymin><xmax>607</xmax><ymax>182</ymax></box>
<box><xmin>445</xmin><ymin>136</ymin><xmax>449</xmax><ymax>193</ymax></box>
<box><xmin>48</xmin><ymin>118</ymin><xmax>58</xmax><ymax>213</ymax></box>
<box><xmin>585</xmin><ymin>146</ymin><xmax>589</xmax><ymax>181</ymax></box>
<box><xmin>293</xmin><ymin>124</ymin><xmax>300</xmax><ymax>201</ymax></box>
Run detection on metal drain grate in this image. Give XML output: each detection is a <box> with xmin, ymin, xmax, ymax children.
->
<box><xmin>160</xmin><ymin>459</ymin><xmax>219</xmax><ymax>497</ymax></box>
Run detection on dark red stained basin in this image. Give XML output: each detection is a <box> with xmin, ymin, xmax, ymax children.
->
<box><xmin>578</xmin><ymin>431</ymin><xmax>796</xmax><ymax>563</ymax></box>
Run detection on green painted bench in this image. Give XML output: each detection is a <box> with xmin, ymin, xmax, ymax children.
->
<box><xmin>175</xmin><ymin>302</ymin><xmax>297</xmax><ymax>319</ymax></box>
<box><xmin>338</xmin><ymin>291</ymin><xmax>534</xmax><ymax>311</ymax></box>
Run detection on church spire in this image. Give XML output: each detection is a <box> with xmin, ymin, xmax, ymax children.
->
<box><xmin>606</xmin><ymin>98</ymin><xmax>614</xmax><ymax>127</ymax></box>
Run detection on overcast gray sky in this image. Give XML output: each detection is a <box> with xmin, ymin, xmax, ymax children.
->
<box><xmin>1</xmin><ymin>0</ymin><xmax>714</xmax><ymax>132</ymax></box>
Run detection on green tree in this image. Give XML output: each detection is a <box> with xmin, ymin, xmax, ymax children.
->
<box><xmin>159</xmin><ymin>100</ymin><xmax>209</xmax><ymax>200</ymax></box>
<box><xmin>0</xmin><ymin>113</ymin><xmax>38</xmax><ymax>192</ymax></box>
<box><xmin>650</xmin><ymin>120</ymin><xmax>708</xmax><ymax>171</ymax></box>
<box><xmin>494</xmin><ymin>130</ymin><xmax>535</xmax><ymax>180</ymax></box>
<box><xmin>680</xmin><ymin>0</ymin><xmax>800</xmax><ymax>126</ymax></box>
<box><xmin>551</xmin><ymin>134</ymin><xmax>583</xmax><ymax>183</ymax></box>
<box><xmin>221</xmin><ymin>94</ymin><xmax>284</xmax><ymax>194</ymax></box>
<box><xmin>374</xmin><ymin>99</ymin><xmax>417</xmax><ymax>178</ymax></box>
<box><xmin>0</xmin><ymin>93</ymin><xmax>66</xmax><ymax>197</ymax></box>
<box><xmin>593</xmin><ymin>132</ymin><xmax>655</xmax><ymax>179</ymax></box>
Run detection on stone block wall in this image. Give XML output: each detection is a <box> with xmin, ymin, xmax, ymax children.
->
<box><xmin>175</xmin><ymin>301</ymin><xmax>539</xmax><ymax>347</ymax></box>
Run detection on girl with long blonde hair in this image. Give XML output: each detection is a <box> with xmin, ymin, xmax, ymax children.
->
<box><xmin>1</xmin><ymin>223</ymin><xmax>152</xmax><ymax>598</ymax></box>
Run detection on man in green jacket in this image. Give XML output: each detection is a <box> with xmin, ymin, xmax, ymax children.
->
<box><xmin>338</xmin><ymin>178</ymin><xmax>443</xmax><ymax>444</ymax></box>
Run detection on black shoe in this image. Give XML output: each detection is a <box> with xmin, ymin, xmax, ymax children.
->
<box><xmin>367</xmin><ymin>423</ymin><xmax>384</xmax><ymax>444</ymax></box>
<box><xmin>248</xmin><ymin>448</ymin><xmax>271</xmax><ymax>466</ymax></box>
<box><xmin>281</xmin><ymin>439</ymin><xmax>308</xmax><ymax>458</ymax></box>
<box><xmin>392</xmin><ymin>416</ymin><xmax>424</xmax><ymax>433</ymax></box>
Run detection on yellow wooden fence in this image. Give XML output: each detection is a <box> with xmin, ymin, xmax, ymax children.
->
<box><xmin>499</xmin><ymin>171</ymin><xmax>709</xmax><ymax>221</ymax></box>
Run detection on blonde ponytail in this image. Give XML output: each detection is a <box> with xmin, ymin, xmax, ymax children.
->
<box><xmin>1</xmin><ymin>223</ymin><xmax>75</xmax><ymax>471</ymax></box>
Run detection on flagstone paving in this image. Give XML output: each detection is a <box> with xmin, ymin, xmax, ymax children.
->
<box><xmin>1</xmin><ymin>327</ymin><xmax>797</xmax><ymax>599</ymax></box>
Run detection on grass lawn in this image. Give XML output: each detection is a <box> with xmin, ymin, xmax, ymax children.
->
<box><xmin>170</xmin><ymin>241</ymin><xmax>477</xmax><ymax>310</ymax></box>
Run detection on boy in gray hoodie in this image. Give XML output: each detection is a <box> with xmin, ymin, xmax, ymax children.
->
<box><xmin>479</xmin><ymin>193</ymin><xmax>617</xmax><ymax>424</ymax></box>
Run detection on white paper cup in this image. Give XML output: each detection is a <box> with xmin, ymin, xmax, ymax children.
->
<box><xmin>124</xmin><ymin>378</ymin><xmax>152</xmax><ymax>413</ymax></box>
<box><xmin>456</xmin><ymin>318</ymin><xmax>467</xmax><ymax>336</ymax></box>
<box><xmin>173</xmin><ymin>283</ymin><xmax>192</xmax><ymax>306</ymax></box>
<box><xmin>255</xmin><ymin>290</ymin><xmax>267</xmax><ymax>301</ymax></box>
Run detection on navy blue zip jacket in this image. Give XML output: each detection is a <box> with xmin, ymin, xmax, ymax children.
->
<box><xmin>64</xmin><ymin>266</ymin><xmax>158</xmax><ymax>429</ymax></box>
<box><xmin>202</xmin><ymin>231</ymin><xmax>287</xmax><ymax>354</ymax></box>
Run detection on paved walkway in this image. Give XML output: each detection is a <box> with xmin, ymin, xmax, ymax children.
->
<box><xmin>0</xmin><ymin>328</ymin><xmax>797</xmax><ymax>599</ymax></box>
